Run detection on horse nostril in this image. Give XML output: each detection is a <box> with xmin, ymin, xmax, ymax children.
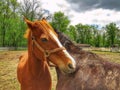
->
<box><xmin>68</xmin><ymin>63</ymin><xmax>75</xmax><ymax>69</ymax></box>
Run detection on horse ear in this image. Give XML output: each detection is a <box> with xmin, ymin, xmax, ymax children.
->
<box><xmin>24</xmin><ymin>17</ymin><xmax>33</xmax><ymax>29</ymax></box>
<box><xmin>42</xmin><ymin>17</ymin><xmax>47</xmax><ymax>21</ymax></box>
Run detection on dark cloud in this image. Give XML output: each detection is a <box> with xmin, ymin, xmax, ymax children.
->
<box><xmin>66</xmin><ymin>0</ymin><xmax>120</xmax><ymax>12</ymax></box>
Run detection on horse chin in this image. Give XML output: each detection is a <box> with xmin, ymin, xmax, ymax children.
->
<box><xmin>60</xmin><ymin>67</ymin><xmax>76</xmax><ymax>75</ymax></box>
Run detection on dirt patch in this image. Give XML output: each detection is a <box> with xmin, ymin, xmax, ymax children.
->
<box><xmin>0</xmin><ymin>51</ymin><xmax>24</xmax><ymax>61</ymax></box>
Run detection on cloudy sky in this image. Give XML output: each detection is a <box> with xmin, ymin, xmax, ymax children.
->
<box><xmin>40</xmin><ymin>0</ymin><xmax>120</xmax><ymax>27</ymax></box>
<box><xmin>18</xmin><ymin>0</ymin><xmax>120</xmax><ymax>27</ymax></box>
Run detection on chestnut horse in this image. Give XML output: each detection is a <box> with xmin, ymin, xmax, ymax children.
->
<box><xmin>17</xmin><ymin>19</ymin><xmax>76</xmax><ymax>90</ymax></box>
<box><xmin>55</xmin><ymin>29</ymin><xmax>120</xmax><ymax>90</ymax></box>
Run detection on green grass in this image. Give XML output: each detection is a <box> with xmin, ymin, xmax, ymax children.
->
<box><xmin>92</xmin><ymin>50</ymin><xmax>120</xmax><ymax>63</ymax></box>
<box><xmin>0</xmin><ymin>51</ymin><xmax>120</xmax><ymax>90</ymax></box>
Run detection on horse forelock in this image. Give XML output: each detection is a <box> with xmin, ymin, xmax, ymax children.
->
<box><xmin>24</xmin><ymin>29</ymin><xmax>30</xmax><ymax>39</ymax></box>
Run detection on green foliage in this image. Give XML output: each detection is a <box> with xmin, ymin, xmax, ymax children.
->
<box><xmin>105</xmin><ymin>23</ymin><xmax>119</xmax><ymax>46</ymax></box>
<box><xmin>51</xmin><ymin>11</ymin><xmax>70</xmax><ymax>32</ymax></box>
<box><xmin>0</xmin><ymin>0</ymin><xmax>26</xmax><ymax>48</ymax></box>
<box><xmin>75</xmin><ymin>24</ymin><xmax>93</xmax><ymax>44</ymax></box>
<box><xmin>67</xmin><ymin>25</ymin><xmax>77</xmax><ymax>41</ymax></box>
<box><xmin>50</xmin><ymin>11</ymin><xmax>120</xmax><ymax>47</ymax></box>
<box><xmin>6</xmin><ymin>18</ymin><xmax>26</xmax><ymax>47</ymax></box>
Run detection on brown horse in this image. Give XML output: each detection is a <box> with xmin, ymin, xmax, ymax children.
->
<box><xmin>17</xmin><ymin>19</ymin><xmax>76</xmax><ymax>90</ymax></box>
<box><xmin>55</xmin><ymin>29</ymin><xmax>120</xmax><ymax>90</ymax></box>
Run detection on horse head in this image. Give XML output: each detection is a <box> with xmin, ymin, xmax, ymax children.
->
<box><xmin>24</xmin><ymin>18</ymin><xmax>76</xmax><ymax>74</ymax></box>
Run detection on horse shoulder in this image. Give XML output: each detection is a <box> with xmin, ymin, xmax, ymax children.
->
<box><xmin>18</xmin><ymin>52</ymin><xmax>28</xmax><ymax>67</ymax></box>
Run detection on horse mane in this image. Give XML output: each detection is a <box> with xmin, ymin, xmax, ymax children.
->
<box><xmin>54</xmin><ymin>29</ymin><xmax>82</xmax><ymax>53</ymax></box>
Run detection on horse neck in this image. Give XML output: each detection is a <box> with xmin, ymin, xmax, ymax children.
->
<box><xmin>27</xmin><ymin>31</ymin><xmax>50</xmax><ymax>77</ymax></box>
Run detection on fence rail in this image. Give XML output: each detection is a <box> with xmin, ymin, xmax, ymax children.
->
<box><xmin>0</xmin><ymin>47</ymin><xmax>27</xmax><ymax>51</ymax></box>
<box><xmin>78</xmin><ymin>47</ymin><xmax>120</xmax><ymax>52</ymax></box>
<box><xmin>0</xmin><ymin>47</ymin><xmax>120</xmax><ymax>52</ymax></box>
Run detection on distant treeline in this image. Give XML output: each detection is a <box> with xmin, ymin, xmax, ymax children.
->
<box><xmin>0</xmin><ymin>0</ymin><xmax>120</xmax><ymax>49</ymax></box>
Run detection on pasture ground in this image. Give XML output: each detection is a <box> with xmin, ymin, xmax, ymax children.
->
<box><xmin>0</xmin><ymin>50</ymin><xmax>120</xmax><ymax>90</ymax></box>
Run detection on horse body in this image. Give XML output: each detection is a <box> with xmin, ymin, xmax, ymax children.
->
<box><xmin>17</xmin><ymin>19</ymin><xmax>76</xmax><ymax>90</ymax></box>
<box><xmin>17</xmin><ymin>52</ymin><xmax>51</xmax><ymax>90</ymax></box>
<box><xmin>55</xmin><ymin>30</ymin><xmax>120</xmax><ymax>90</ymax></box>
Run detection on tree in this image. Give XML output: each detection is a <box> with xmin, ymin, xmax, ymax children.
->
<box><xmin>75</xmin><ymin>24</ymin><xmax>84</xmax><ymax>43</ymax></box>
<box><xmin>19</xmin><ymin>0</ymin><xmax>47</xmax><ymax>20</ymax></box>
<box><xmin>67</xmin><ymin>25</ymin><xmax>77</xmax><ymax>41</ymax></box>
<box><xmin>0</xmin><ymin>0</ymin><xmax>26</xmax><ymax>48</ymax></box>
<box><xmin>75</xmin><ymin>24</ymin><xmax>93</xmax><ymax>44</ymax></box>
<box><xmin>51</xmin><ymin>11</ymin><xmax>70</xmax><ymax>32</ymax></box>
<box><xmin>116</xmin><ymin>28</ymin><xmax>120</xmax><ymax>46</ymax></box>
<box><xmin>90</xmin><ymin>26</ymin><xmax>101</xmax><ymax>47</ymax></box>
<box><xmin>0</xmin><ymin>0</ymin><xmax>14</xmax><ymax>46</ymax></box>
<box><xmin>102</xmin><ymin>30</ymin><xmax>107</xmax><ymax>47</ymax></box>
<box><xmin>105</xmin><ymin>23</ymin><xmax>118</xmax><ymax>47</ymax></box>
<box><xmin>95</xmin><ymin>31</ymin><xmax>102</xmax><ymax>47</ymax></box>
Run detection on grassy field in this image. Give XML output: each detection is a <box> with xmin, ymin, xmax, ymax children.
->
<box><xmin>0</xmin><ymin>50</ymin><xmax>120</xmax><ymax>90</ymax></box>
<box><xmin>91</xmin><ymin>51</ymin><xmax>120</xmax><ymax>63</ymax></box>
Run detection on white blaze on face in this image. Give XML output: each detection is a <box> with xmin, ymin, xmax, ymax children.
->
<box><xmin>49</xmin><ymin>31</ymin><xmax>76</xmax><ymax>66</ymax></box>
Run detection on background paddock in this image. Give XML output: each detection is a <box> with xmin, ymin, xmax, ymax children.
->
<box><xmin>0</xmin><ymin>50</ymin><xmax>120</xmax><ymax>90</ymax></box>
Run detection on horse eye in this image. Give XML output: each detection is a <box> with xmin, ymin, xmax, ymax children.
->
<box><xmin>41</xmin><ymin>38</ymin><xmax>48</xmax><ymax>42</ymax></box>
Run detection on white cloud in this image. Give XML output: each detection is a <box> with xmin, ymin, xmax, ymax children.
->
<box><xmin>70</xmin><ymin>9</ymin><xmax>120</xmax><ymax>26</ymax></box>
<box><xmin>40</xmin><ymin>0</ymin><xmax>70</xmax><ymax>13</ymax></box>
<box><xmin>18</xmin><ymin>0</ymin><xmax>120</xmax><ymax>27</ymax></box>
<box><xmin>40</xmin><ymin>0</ymin><xmax>120</xmax><ymax>27</ymax></box>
